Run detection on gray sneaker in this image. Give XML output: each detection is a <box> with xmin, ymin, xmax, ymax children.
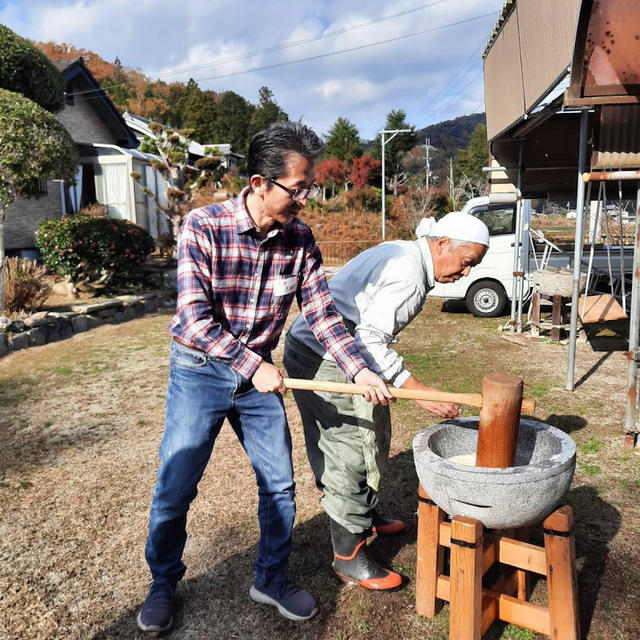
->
<box><xmin>250</xmin><ymin>578</ymin><xmax>318</xmax><ymax>621</ymax></box>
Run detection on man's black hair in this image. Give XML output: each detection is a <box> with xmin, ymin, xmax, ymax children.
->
<box><xmin>247</xmin><ymin>121</ymin><xmax>325</xmax><ymax>186</ymax></box>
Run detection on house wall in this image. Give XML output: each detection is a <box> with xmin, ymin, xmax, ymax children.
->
<box><xmin>484</xmin><ymin>0</ymin><xmax>580</xmax><ymax>141</ymax></box>
<box><xmin>55</xmin><ymin>89</ymin><xmax>116</xmax><ymax>145</ymax></box>
<box><xmin>4</xmin><ymin>181</ymin><xmax>63</xmax><ymax>252</ymax></box>
<box><xmin>484</xmin><ymin>7</ymin><xmax>525</xmax><ymax>143</ymax></box>
<box><xmin>5</xmin><ymin>75</ymin><xmax>122</xmax><ymax>252</ymax></box>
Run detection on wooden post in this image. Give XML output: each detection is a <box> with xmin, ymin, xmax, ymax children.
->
<box><xmin>544</xmin><ymin>506</ymin><xmax>580</xmax><ymax>640</ymax></box>
<box><xmin>551</xmin><ymin>294</ymin><xmax>563</xmax><ymax>341</ymax></box>
<box><xmin>416</xmin><ymin>485</ymin><xmax>445</xmax><ymax>617</ymax></box>
<box><xmin>530</xmin><ymin>291</ymin><xmax>541</xmax><ymax>338</ymax></box>
<box><xmin>450</xmin><ymin>516</ymin><xmax>483</xmax><ymax>640</ymax></box>
<box><xmin>475</xmin><ymin>373</ymin><xmax>524</xmax><ymax>468</ymax></box>
<box><xmin>513</xmin><ymin>526</ymin><xmax>530</xmax><ymax>600</ymax></box>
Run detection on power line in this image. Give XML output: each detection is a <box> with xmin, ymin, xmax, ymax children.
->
<box><xmin>190</xmin><ymin>14</ymin><xmax>496</xmax><ymax>85</ymax></box>
<box><xmin>417</xmin><ymin>68</ymin><xmax>484</xmax><ymax>126</ymax></box>
<box><xmin>151</xmin><ymin>0</ymin><xmax>450</xmax><ymax>79</ymax></box>
<box><xmin>72</xmin><ymin>0</ymin><xmax>450</xmax><ymax>97</ymax></box>
<box><xmin>73</xmin><ymin>11</ymin><xmax>496</xmax><ymax>101</ymax></box>
<box><xmin>410</xmin><ymin>35</ymin><xmax>487</xmax><ymax>126</ymax></box>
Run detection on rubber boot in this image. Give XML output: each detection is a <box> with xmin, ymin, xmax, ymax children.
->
<box><xmin>330</xmin><ymin>519</ymin><xmax>402</xmax><ymax>590</ymax></box>
<box><xmin>371</xmin><ymin>510</ymin><xmax>406</xmax><ymax>536</ymax></box>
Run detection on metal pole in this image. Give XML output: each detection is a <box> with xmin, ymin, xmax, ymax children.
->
<box><xmin>509</xmin><ymin>142</ymin><xmax>525</xmax><ymax>333</ymax></box>
<box><xmin>379</xmin><ymin>129</ymin><xmax>411</xmax><ymax>242</ymax></box>
<box><xmin>566</xmin><ymin>109</ymin><xmax>590</xmax><ymax>391</ymax></box>
<box><xmin>381</xmin><ymin>131</ymin><xmax>386</xmax><ymax>241</ymax></box>
<box><xmin>425</xmin><ymin>138</ymin><xmax>431</xmax><ymax>191</ymax></box>
<box><xmin>624</xmin><ymin>183</ymin><xmax>640</xmax><ymax>441</ymax></box>
<box><xmin>449</xmin><ymin>158</ymin><xmax>454</xmax><ymax>202</ymax></box>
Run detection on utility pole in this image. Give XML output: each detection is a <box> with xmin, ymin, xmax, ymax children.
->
<box><xmin>425</xmin><ymin>138</ymin><xmax>432</xmax><ymax>191</ymax></box>
<box><xmin>449</xmin><ymin>157</ymin><xmax>454</xmax><ymax>201</ymax></box>
<box><xmin>380</xmin><ymin>128</ymin><xmax>411</xmax><ymax>240</ymax></box>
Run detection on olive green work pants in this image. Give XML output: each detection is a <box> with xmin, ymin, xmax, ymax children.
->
<box><xmin>283</xmin><ymin>334</ymin><xmax>391</xmax><ymax>534</ymax></box>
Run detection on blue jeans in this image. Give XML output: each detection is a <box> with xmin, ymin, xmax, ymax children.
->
<box><xmin>145</xmin><ymin>341</ymin><xmax>296</xmax><ymax>588</ymax></box>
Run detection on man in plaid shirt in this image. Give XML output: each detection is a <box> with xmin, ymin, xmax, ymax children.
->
<box><xmin>138</xmin><ymin>122</ymin><xmax>393</xmax><ymax>633</ymax></box>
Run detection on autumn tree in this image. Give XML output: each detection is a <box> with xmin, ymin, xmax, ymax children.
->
<box><xmin>401</xmin><ymin>145</ymin><xmax>429</xmax><ymax>189</ymax></box>
<box><xmin>134</xmin><ymin>123</ymin><xmax>221</xmax><ymax>253</ymax></box>
<box><xmin>325</xmin><ymin>116</ymin><xmax>362</xmax><ymax>164</ymax></box>
<box><xmin>389</xmin><ymin>187</ymin><xmax>443</xmax><ymax>237</ymax></box>
<box><xmin>349</xmin><ymin>154</ymin><xmax>381</xmax><ymax>189</ymax></box>
<box><xmin>371</xmin><ymin>110</ymin><xmax>416</xmax><ymax>196</ymax></box>
<box><xmin>315</xmin><ymin>158</ymin><xmax>348</xmax><ymax>199</ymax></box>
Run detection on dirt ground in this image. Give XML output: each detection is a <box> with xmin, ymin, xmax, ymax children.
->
<box><xmin>0</xmin><ymin>300</ymin><xmax>638</xmax><ymax>639</ymax></box>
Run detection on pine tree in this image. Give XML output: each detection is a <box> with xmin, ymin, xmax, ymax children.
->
<box><xmin>249</xmin><ymin>87</ymin><xmax>288</xmax><ymax>137</ymax></box>
<box><xmin>325</xmin><ymin>117</ymin><xmax>362</xmax><ymax>164</ymax></box>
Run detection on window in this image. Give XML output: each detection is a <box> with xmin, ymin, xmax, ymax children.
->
<box><xmin>472</xmin><ymin>204</ymin><xmax>516</xmax><ymax>236</ymax></box>
<box><xmin>28</xmin><ymin>177</ymin><xmax>48</xmax><ymax>198</ymax></box>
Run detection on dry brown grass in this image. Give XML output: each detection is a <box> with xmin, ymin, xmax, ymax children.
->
<box><xmin>0</xmin><ymin>302</ymin><xmax>638</xmax><ymax>639</ymax></box>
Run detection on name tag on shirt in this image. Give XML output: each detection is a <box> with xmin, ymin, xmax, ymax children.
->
<box><xmin>273</xmin><ymin>275</ymin><xmax>298</xmax><ymax>297</ymax></box>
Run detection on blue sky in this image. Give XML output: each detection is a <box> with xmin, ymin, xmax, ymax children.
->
<box><xmin>0</xmin><ymin>0</ymin><xmax>505</xmax><ymax>140</ymax></box>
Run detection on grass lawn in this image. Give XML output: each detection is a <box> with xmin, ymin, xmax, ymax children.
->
<box><xmin>0</xmin><ymin>300</ymin><xmax>638</xmax><ymax>639</ymax></box>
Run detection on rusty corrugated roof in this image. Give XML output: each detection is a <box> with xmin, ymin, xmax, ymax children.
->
<box><xmin>592</xmin><ymin>105</ymin><xmax>640</xmax><ymax>170</ymax></box>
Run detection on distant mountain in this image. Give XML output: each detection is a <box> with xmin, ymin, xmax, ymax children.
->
<box><xmin>417</xmin><ymin>112</ymin><xmax>485</xmax><ymax>163</ymax></box>
<box><xmin>417</xmin><ymin>113</ymin><xmax>486</xmax><ymax>185</ymax></box>
<box><xmin>364</xmin><ymin>112</ymin><xmax>486</xmax><ymax>186</ymax></box>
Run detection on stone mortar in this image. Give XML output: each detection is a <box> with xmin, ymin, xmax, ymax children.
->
<box><xmin>413</xmin><ymin>417</ymin><xmax>576</xmax><ymax>529</ymax></box>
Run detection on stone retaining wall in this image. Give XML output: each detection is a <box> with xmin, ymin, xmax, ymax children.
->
<box><xmin>0</xmin><ymin>294</ymin><xmax>171</xmax><ymax>357</ymax></box>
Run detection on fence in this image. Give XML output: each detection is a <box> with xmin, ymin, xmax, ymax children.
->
<box><xmin>316</xmin><ymin>241</ymin><xmax>378</xmax><ymax>267</ymax></box>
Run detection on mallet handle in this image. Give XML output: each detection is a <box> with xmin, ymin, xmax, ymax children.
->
<box><xmin>283</xmin><ymin>378</ymin><xmax>535</xmax><ymax>413</ymax></box>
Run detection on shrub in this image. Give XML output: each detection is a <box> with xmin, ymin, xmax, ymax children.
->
<box><xmin>0</xmin><ymin>25</ymin><xmax>64</xmax><ymax>113</ymax></box>
<box><xmin>343</xmin><ymin>186</ymin><xmax>381</xmax><ymax>212</ymax></box>
<box><xmin>305</xmin><ymin>197</ymin><xmax>323</xmax><ymax>212</ymax></box>
<box><xmin>35</xmin><ymin>215</ymin><xmax>155</xmax><ymax>287</ymax></box>
<box><xmin>4</xmin><ymin>257</ymin><xmax>50</xmax><ymax>315</ymax></box>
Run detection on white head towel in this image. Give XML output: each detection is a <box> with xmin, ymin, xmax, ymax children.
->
<box><xmin>415</xmin><ymin>216</ymin><xmax>437</xmax><ymax>239</ymax></box>
<box><xmin>416</xmin><ymin>211</ymin><xmax>490</xmax><ymax>247</ymax></box>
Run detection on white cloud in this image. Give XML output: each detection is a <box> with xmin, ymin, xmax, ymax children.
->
<box><xmin>314</xmin><ymin>78</ymin><xmax>378</xmax><ymax>105</ymax></box>
<box><xmin>0</xmin><ymin>0</ymin><xmax>504</xmax><ymax>139</ymax></box>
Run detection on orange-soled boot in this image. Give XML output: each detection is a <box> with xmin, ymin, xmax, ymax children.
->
<box><xmin>371</xmin><ymin>510</ymin><xmax>406</xmax><ymax>536</ymax></box>
<box><xmin>330</xmin><ymin>519</ymin><xmax>403</xmax><ymax>591</ymax></box>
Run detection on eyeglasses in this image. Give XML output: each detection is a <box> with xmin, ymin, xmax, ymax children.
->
<box><xmin>264</xmin><ymin>177</ymin><xmax>320</xmax><ymax>202</ymax></box>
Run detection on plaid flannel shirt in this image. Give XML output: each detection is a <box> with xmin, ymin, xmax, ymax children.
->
<box><xmin>169</xmin><ymin>190</ymin><xmax>367</xmax><ymax>380</ymax></box>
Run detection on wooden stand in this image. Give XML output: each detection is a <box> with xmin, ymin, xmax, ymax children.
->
<box><xmin>416</xmin><ymin>485</ymin><xmax>580</xmax><ymax>640</ymax></box>
<box><xmin>530</xmin><ymin>292</ymin><xmax>572</xmax><ymax>341</ymax></box>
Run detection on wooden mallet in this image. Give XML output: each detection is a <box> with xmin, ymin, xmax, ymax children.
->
<box><xmin>283</xmin><ymin>375</ymin><xmax>535</xmax><ymax>417</ymax></box>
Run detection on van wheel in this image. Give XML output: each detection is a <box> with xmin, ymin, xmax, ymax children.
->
<box><xmin>466</xmin><ymin>281</ymin><xmax>507</xmax><ymax>317</ymax></box>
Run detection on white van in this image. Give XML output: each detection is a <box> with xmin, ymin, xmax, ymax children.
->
<box><xmin>429</xmin><ymin>195</ymin><xmax>530</xmax><ymax>317</ymax></box>
<box><xmin>428</xmin><ymin>195</ymin><xmax>633</xmax><ymax>317</ymax></box>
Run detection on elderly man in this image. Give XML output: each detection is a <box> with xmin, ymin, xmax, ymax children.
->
<box><xmin>137</xmin><ymin>122</ymin><xmax>393</xmax><ymax>633</ymax></box>
<box><xmin>283</xmin><ymin>212</ymin><xmax>489</xmax><ymax>590</ymax></box>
